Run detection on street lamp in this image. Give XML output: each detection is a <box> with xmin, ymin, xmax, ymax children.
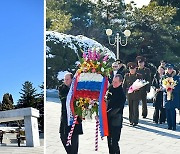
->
<box><xmin>106</xmin><ymin>29</ymin><xmax>131</xmax><ymax>59</ymax></box>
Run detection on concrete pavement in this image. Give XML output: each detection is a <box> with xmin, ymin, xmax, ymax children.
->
<box><xmin>46</xmin><ymin>97</ymin><xmax>180</xmax><ymax>154</ymax></box>
<box><xmin>0</xmin><ymin>130</ymin><xmax>44</xmax><ymax>154</ymax></box>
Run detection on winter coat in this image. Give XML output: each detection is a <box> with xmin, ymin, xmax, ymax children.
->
<box><xmin>152</xmin><ymin>73</ymin><xmax>164</xmax><ymax>109</ymax></box>
<box><xmin>59</xmin><ymin>83</ymin><xmax>83</xmax><ymax>136</ymax></box>
<box><xmin>106</xmin><ymin>85</ymin><xmax>126</xmax><ymax>128</ymax></box>
<box><xmin>162</xmin><ymin>74</ymin><xmax>180</xmax><ymax>109</ymax></box>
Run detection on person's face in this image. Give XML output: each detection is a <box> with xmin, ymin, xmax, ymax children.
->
<box><xmin>167</xmin><ymin>68</ymin><xmax>173</xmax><ymax>74</ymax></box>
<box><xmin>64</xmin><ymin>74</ymin><xmax>72</xmax><ymax>87</ymax></box>
<box><xmin>129</xmin><ymin>68</ymin><xmax>136</xmax><ymax>74</ymax></box>
<box><xmin>138</xmin><ymin>61</ymin><xmax>145</xmax><ymax>68</ymax></box>
<box><xmin>112</xmin><ymin>77</ymin><xmax>122</xmax><ymax>88</ymax></box>
<box><xmin>158</xmin><ymin>67</ymin><xmax>165</xmax><ymax>75</ymax></box>
<box><xmin>118</xmin><ymin>63</ymin><xmax>123</xmax><ymax>68</ymax></box>
<box><xmin>112</xmin><ymin>65</ymin><xmax>119</xmax><ymax>71</ymax></box>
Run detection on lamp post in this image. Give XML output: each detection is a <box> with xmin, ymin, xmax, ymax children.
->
<box><xmin>106</xmin><ymin>29</ymin><xmax>131</xmax><ymax>60</ymax></box>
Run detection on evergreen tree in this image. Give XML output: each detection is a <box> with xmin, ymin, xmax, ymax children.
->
<box><xmin>1</xmin><ymin>93</ymin><xmax>14</xmax><ymax>111</ymax></box>
<box><xmin>34</xmin><ymin>83</ymin><xmax>44</xmax><ymax>132</ymax></box>
<box><xmin>123</xmin><ymin>1</ymin><xmax>180</xmax><ymax>67</ymax></box>
<box><xmin>17</xmin><ymin>81</ymin><xmax>37</xmax><ymax>108</ymax></box>
<box><xmin>57</xmin><ymin>0</ymin><xmax>94</xmax><ymax>35</ymax></box>
<box><xmin>89</xmin><ymin>0</ymin><xmax>127</xmax><ymax>55</ymax></box>
<box><xmin>152</xmin><ymin>0</ymin><xmax>180</xmax><ymax>24</ymax></box>
<box><xmin>46</xmin><ymin>0</ymin><xmax>72</xmax><ymax>32</ymax></box>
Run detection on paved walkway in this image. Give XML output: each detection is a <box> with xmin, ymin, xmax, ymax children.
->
<box><xmin>0</xmin><ymin>130</ymin><xmax>44</xmax><ymax>154</ymax></box>
<box><xmin>46</xmin><ymin>97</ymin><xmax>180</xmax><ymax>154</ymax></box>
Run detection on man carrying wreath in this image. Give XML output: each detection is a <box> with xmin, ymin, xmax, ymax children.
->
<box><xmin>106</xmin><ymin>74</ymin><xmax>126</xmax><ymax>154</ymax></box>
<box><xmin>59</xmin><ymin>72</ymin><xmax>83</xmax><ymax>154</ymax></box>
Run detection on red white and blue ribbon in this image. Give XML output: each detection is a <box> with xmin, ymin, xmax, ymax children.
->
<box><xmin>98</xmin><ymin>77</ymin><xmax>109</xmax><ymax>137</ymax></box>
<box><xmin>66</xmin><ymin>74</ymin><xmax>79</xmax><ymax>125</ymax></box>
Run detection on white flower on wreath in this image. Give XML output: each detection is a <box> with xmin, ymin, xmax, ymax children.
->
<box><xmin>103</xmin><ymin>61</ymin><xmax>106</xmax><ymax>65</ymax></box>
<box><xmin>97</xmin><ymin>62</ymin><xmax>100</xmax><ymax>65</ymax></box>
<box><xmin>79</xmin><ymin>73</ymin><xmax>103</xmax><ymax>82</ymax></box>
<box><xmin>88</xmin><ymin>104</ymin><xmax>92</xmax><ymax>109</ymax></box>
<box><xmin>101</xmin><ymin>67</ymin><xmax>105</xmax><ymax>72</ymax></box>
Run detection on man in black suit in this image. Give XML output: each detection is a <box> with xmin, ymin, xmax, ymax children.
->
<box><xmin>109</xmin><ymin>62</ymin><xmax>119</xmax><ymax>84</ymax></box>
<box><xmin>106</xmin><ymin>74</ymin><xmax>126</xmax><ymax>154</ymax></box>
<box><xmin>59</xmin><ymin>73</ymin><xmax>83</xmax><ymax>154</ymax></box>
<box><xmin>116</xmin><ymin>59</ymin><xmax>126</xmax><ymax>78</ymax></box>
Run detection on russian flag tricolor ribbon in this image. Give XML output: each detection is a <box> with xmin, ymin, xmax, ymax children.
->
<box><xmin>66</xmin><ymin>73</ymin><xmax>109</xmax><ymax>137</ymax></box>
<box><xmin>98</xmin><ymin>77</ymin><xmax>109</xmax><ymax>137</ymax></box>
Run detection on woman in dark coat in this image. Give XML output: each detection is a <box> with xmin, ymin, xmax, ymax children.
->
<box><xmin>152</xmin><ymin>66</ymin><xmax>166</xmax><ymax>124</ymax></box>
<box><xmin>163</xmin><ymin>64</ymin><xmax>180</xmax><ymax>130</ymax></box>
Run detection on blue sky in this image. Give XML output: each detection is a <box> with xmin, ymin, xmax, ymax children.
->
<box><xmin>0</xmin><ymin>0</ymin><xmax>44</xmax><ymax>104</ymax></box>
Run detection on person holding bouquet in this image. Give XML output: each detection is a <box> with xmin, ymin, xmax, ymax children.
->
<box><xmin>136</xmin><ymin>56</ymin><xmax>151</xmax><ymax>119</ymax></box>
<box><xmin>106</xmin><ymin>74</ymin><xmax>126</xmax><ymax>154</ymax></box>
<box><xmin>123</xmin><ymin>62</ymin><xmax>142</xmax><ymax>126</ymax></box>
<box><xmin>59</xmin><ymin>73</ymin><xmax>83</xmax><ymax>154</ymax></box>
<box><xmin>162</xmin><ymin>64</ymin><xmax>179</xmax><ymax>130</ymax></box>
<box><xmin>152</xmin><ymin>66</ymin><xmax>166</xmax><ymax>124</ymax></box>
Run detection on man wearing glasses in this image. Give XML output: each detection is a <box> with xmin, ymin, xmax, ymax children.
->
<box><xmin>109</xmin><ymin>62</ymin><xmax>119</xmax><ymax>84</ymax></box>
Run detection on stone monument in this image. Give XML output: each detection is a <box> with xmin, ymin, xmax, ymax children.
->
<box><xmin>0</xmin><ymin>107</ymin><xmax>40</xmax><ymax>147</ymax></box>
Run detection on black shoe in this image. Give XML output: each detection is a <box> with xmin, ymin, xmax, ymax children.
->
<box><xmin>168</xmin><ymin>127</ymin><xmax>172</xmax><ymax>130</ymax></box>
<box><xmin>172</xmin><ymin>128</ymin><xmax>176</xmax><ymax>131</ymax></box>
<box><xmin>130</xmin><ymin>123</ymin><xmax>133</xmax><ymax>125</ymax></box>
<box><xmin>159</xmin><ymin>122</ymin><xmax>162</xmax><ymax>124</ymax></box>
<box><xmin>133</xmin><ymin>123</ymin><xmax>137</xmax><ymax>127</ymax></box>
<box><xmin>142</xmin><ymin>116</ymin><xmax>146</xmax><ymax>119</ymax></box>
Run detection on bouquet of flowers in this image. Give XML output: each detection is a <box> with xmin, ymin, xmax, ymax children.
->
<box><xmin>162</xmin><ymin>77</ymin><xmax>177</xmax><ymax>100</ymax></box>
<box><xmin>147</xmin><ymin>86</ymin><xmax>157</xmax><ymax>100</ymax></box>
<box><xmin>74</xmin><ymin>98</ymin><xmax>98</xmax><ymax>119</ymax></box>
<box><xmin>128</xmin><ymin>79</ymin><xmax>149</xmax><ymax>93</ymax></box>
<box><xmin>77</xmin><ymin>49</ymin><xmax>111</xmax><ymax>76</ymax></box>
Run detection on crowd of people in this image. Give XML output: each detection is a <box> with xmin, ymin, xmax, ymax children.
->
<box><xmin>58</xmin><ymin>55</ymin><xmax>180</xmax><ymax>154</ymax></box>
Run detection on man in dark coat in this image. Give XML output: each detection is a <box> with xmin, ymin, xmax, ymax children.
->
<box><xmin>136</xmin><ymin>56</ymin><xmax>151</xmax><ymax>118</ymax></box>
<box><xmin>109</xmin><ymin>62</ymin><xmax>119</xmax><ymax>84</ymax></box>
<box><xmin>59</xmin><ymin>72</ymin><xmax>83</xmax><ymax>154</ymax></box>
<box><xmin>106</xmin><ymin>74</ymin><xmax>126</xmax><ymax>154</ymax></box>
<box><xmin>163</xmin><ymin>64</ymin><xmax>180</xmax><ymax>130</ymax></box>
<box><xmin>152</xmin><ymin>66</ymin><xmax>166</xmax><ymax>124</ymax></box>
<box><xmin>0</xmin><ymin>130</ymin><xmax>3</xmax><ymax>144</ymax></box>
<box><xmin>123</xmin><ymin>62</ymin><xmax>142</xmax><ymax>126</ymax></box>
<box><xmin>116</xmin><ymin>59</ymin><xmax>127</xmax><ymax>78</ymax></box>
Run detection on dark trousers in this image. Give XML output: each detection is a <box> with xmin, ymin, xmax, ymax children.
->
<box><xmin>153</xmin><ymin>107</ymin><xmax>166</xmax><ymax>123</ymax></box>
<box><xmin>0</xmin><ymin>137</ymin><xmax>2</xmax><ymax>144</ymax></box>
<box><xmin>166</xmin><ymin>108</ymin><xmax>176</xmax><ymax>130</ymax></box>
<box><xmin>17</xmin><ymin>138</ymin><xmax>21</xmax><ymax>147</ymax></box>
<box><xmin>140</xmin><ymin>92</ymin><xmax>147</xmax><ymax>117</ymax></box>
<box><xmin>60</xmin><ymin>133</ymin><xmax>79</xmax><ymax>154</ymax></box>
<box><xmin>107</xmin><ymin>126</ymin><xmax>121</xmax><ymax>154</ymax></box>
<box><xmin>128</xmin><ymin>100</ymin><xmax>139</xmax><ymax>124</ymax></box>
